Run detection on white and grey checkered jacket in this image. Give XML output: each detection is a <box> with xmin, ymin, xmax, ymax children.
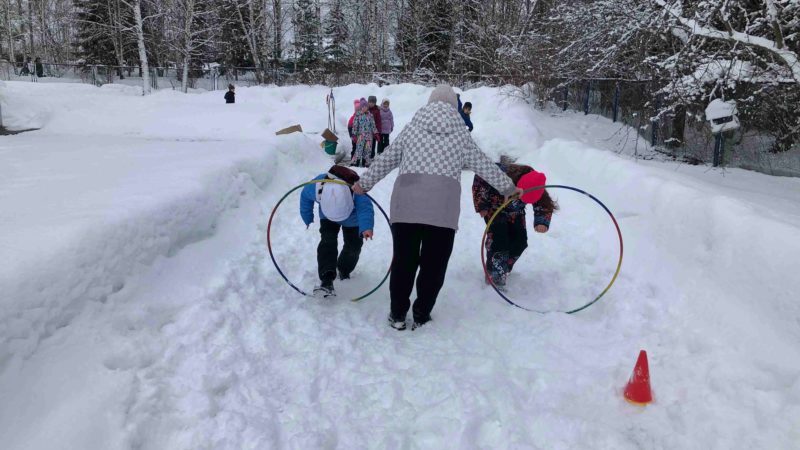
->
<box><xmin>359</xmin><ymin>101</ymin><xmax>515</xmax><ymax>230</ymax></box>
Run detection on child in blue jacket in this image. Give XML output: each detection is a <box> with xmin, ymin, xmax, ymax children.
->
<box><xmin>457</xmin><ymin>93</ymin><xmax>474</xmax><ymax>132</ymax></box>
<box><xmin>300</xmin><ymin>165</ymin><xmax>375</xmax><ymax>297</ymax></box>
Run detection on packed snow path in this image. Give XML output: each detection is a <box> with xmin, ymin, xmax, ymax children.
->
<box><xmin>1</xmin><ymin>82</ymin><xmax>799</xmax><ymax>449</ymax></box>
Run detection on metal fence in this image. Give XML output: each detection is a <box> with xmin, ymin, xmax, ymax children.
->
<box><xmin>0</xmin><ymin>60</ymin><xmax>528</xmax><ymax>90</ymax></box>
<box><xmin>0</xmin><ymin>60</ymin><xmax>221</xmax><ymax>90</ymax></box>
<box><xmin>539</xmin><ymin>78</ymin><xmax>800</xmax><ymax>177</ymax></box>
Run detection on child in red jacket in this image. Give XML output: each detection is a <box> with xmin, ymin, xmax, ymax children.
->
<box><xmin>473</xmin><ymin>164</ymin><xmax>558</xmax><ymax>290</ymax></box>
<box><xmin>347</xmin><ymin>99</ymin><xmax>359</xmax><ymax>161</ymax></box>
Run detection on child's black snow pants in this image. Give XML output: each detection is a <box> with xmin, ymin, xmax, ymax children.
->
<box><xmin>377</xmin><ymin>134</ymin><xmax>390</xmax><ymax>155</ymax></box>
<box><xmin>389</xmin><ymin>223</ymin><xmax>456</xmax><ymax>324</ymax></box>
<box><xmin>484</xmin><ymin>213</ymin><xmax>528</xmax><ymax>283</ymax></box>
<box><xmin>318</xmin><ymin>219</ymin><xmax>363</xmax><ymax>282</ymax></box>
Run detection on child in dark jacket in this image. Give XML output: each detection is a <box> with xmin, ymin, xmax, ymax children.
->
<box><xmin>473</xmin><ymin>164</ymin><xmax>557</xmax><ymax>289</ymax></box>
<box><xmin>300</xmin><ymin>165</ymin><xmax>375</xmax><ymax>297</ymax></box>
<box><xmin>367</xmin><ymin>95</ymin><xmax>382</xmax><ymax>159</ymax></box>
<box><xmin>224</xmin><ymin>85</ymin><xmax>235</xmax><ymax>103</ymax></box>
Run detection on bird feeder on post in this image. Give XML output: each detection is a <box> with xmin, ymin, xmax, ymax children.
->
<box><xmin>705</xmin><ymin>99</ymin><xmax>740</xmax><ymax>167</ymax></box>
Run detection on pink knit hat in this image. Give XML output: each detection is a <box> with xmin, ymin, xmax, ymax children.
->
<box><xmin>517</xmin><ymin>170</ymin><xmax>547</xmax><ymax>204</ymax></box>
<box><xmin>353</xmin><ymin>99</ymin><xmax>360</xmax><ymax>111</ymax></box>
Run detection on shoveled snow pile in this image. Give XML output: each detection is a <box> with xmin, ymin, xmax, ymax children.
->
<box><xmin>1</xmin><ymin>80</ymin><xmax>799</xmax><ymax>450</ymax></box>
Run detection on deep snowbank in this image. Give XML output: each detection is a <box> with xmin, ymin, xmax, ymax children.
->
<box><xmin>0</xmin><ymin>81</ymin><xmax>334</xmax><ymax>370</ymax></box>
<box><xmin>533</xmin><ymin>139</ymin><xmax>800</xmax><ymax>353</ymax></box>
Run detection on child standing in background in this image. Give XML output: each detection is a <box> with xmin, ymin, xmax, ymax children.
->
<box><xmin>378</xmin><ymin>98</ymin><xmax>394</xmax><ymax>155</ymax></box>
<box><xmin>367</xmin><ymin>96</ymin><xmax>382</xmax><ymax>160</ymax></box>
<box><xmin>352</xmin><ymin>98</ymin><xmax>378</xmax><ymax>167</ymax></box>
<box><xmin>457</xmin><ymin>93</ymin><xmax>474</xmax><ymax>132</ymax></box>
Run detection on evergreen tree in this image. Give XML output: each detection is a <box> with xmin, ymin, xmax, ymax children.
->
<box><xmin>217</xmin><ymin>6</ymin><xmax>251</xmax><ymax>69</ymax></box>
<box><xmin>323</xmin><ymin>0</ymin><xmax>348</xmax><ymax>71</ymax></box>
<box><xmin>74</xmin><ymin>0</ymin><xmax>123</xmax><ymax>66</ymax></box>
<box><xmin>424</xmin><ymin>0</ymin><xmax>454</xmax><ymax>73</ymax></box>
<box><xmin>396</xmin><ymin>0</ymin><xmax>453</xmax><ymax>72</ymax></box>
<box><xmin>395</xmin><ymin>0</ymin><xmax>423</xmax><ymax>70</ymax></box>
<box><xmin>291</xmin><ymin>0</ymin><xmax>321</xmax><ymax>69</ymax></box>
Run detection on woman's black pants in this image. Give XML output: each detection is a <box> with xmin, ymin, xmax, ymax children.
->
<box><xmin>390</xmin><ymin>223</ymin><xmax>456</xmax><ymax>323</ymax></box>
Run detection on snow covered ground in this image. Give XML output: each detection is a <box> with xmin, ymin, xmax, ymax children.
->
<box><xmin>1</xmin><ymin>81</ymin><xmax>799</xmax><ymax>449</ymax></box>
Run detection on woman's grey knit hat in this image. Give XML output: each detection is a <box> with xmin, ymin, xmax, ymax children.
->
<box><xmin>428</xmin><ymin>84</ymin><xmax>458</xmax><ymax>109</ymax></box>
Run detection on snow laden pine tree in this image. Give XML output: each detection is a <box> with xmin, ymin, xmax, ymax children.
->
<box><xmin>323</xmin><ymin>0</ymin><xmax>349</xmax><ymax>72</ymax></box>
<box><xmin>291</xmin><ymin>0</ymin><xmax>321</xmax><ymax>72</ymax></box>
<box><xmin>226</xmin><ymin>0</ymin><xmax>268</xmax><ymax>84</ymax></box>
<box><xmin>395</xmin><ymin>0</ymin><xmax>453</xmax><ymax>73</ymax></box>
<box><xmin>74</xmin><ymin>0</ymin><xmax>135</xmax><ymax>79</ymax></box>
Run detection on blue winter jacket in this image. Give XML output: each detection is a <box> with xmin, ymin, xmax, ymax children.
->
<box><xmin>300</xmin><ymin>174</ymin><xmax>375</xmax><ymax>235</ymax></box>
<box><xmin>458</xmin><ymin>96</ymin><xmax>474</xmax><ymax>132</ymax></box>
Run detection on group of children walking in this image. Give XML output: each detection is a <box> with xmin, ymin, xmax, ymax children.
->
<box><xmin>347</xmin><ymin>95</ymin><xmax>394</xmax><ymax>167</ymax></box>
<box><xmin>346</xmin><ymin>93</ymin><xmax>475</xmax><ymax>167</ymax></box>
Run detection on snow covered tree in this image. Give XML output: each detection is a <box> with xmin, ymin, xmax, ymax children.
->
<box><xmin>291</xmin><ymin>0</ymin><xmax>321</xmax><ymax>69</ymax></box>
<box><xmin>225</xmin><ymin>0</ymin><xmax>275</xmax><ymax>83</ymax></box>
<box><xmin>217</xmin><ymin>0</ymin><xmax>254</xmax><ymax>68</ymax></box>
<box><xmin>0</xmin><ymin>0</ymin><xmax>18</xmax><ymax>62</ymax></box>
<box><xmin>164</xmin><ymin>0</ymin><xmax>220</xmax><ymax>92</ymax></box>
<box><xmin>397</xmin><ymin>1</ymin><xmax>428</xmax><ymax>71</ymax></box>
<box><xmin>533</xmin><ymin>1</ymin><xmax>799</xmax><ymax>150</ymax></box>
<box><xmin>323</xmin><ymin>0</ymin><xmax>349</xmax><ymax>71</ymax></box>
<box><xmin>74</xmin><ymin>0</ymin><xmax>137</xmax><ymax>80</ymax></box>
<box><xmin>422</xmin><ymin>0</ymin><xmax>454</xmax><ymax>72</ymax></box>
<box><xmin>74</xmin><ymin>0</ymin><xmax>120</xmax><ymax>66</ymax></box>
<box><xmin>649</xmin><ymin>0</ymin><xmax>800</xmax><ymax>152</ymax></box>
<box><xmin>126</xmin><ymin>0</ymin><xmax>151</xmax><ymax>94</ymax></box>
<box><xmin>271</xmin><ymin>0</ymin><xmax>285</xmax><ymax>64</ymax></box>
<box><xmin>74</xmin><ymin>0</ymin><xmax>152</xmax><ymax>92</ymax></box>
<box><xmin>450</xmin><ymin>0</ymin><xmax>546</xmax><ymax>76</ymax></box>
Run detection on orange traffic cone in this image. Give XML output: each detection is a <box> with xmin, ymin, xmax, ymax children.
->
<box><xmin>624</xmin><ymin>350</ymin><xmax>653</xmax><ymax>405</ymax></box>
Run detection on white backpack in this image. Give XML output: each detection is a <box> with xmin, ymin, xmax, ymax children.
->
<box><xmin>316</xmin><ymin>180</ymin><xmax>355</xmax><ymax>222</ymax></box>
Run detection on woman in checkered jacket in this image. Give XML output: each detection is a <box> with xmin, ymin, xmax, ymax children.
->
<box><xmin>353</xmin><ymin>85</ymin><xmax>521</xmax><ymax>331</ymax></box>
